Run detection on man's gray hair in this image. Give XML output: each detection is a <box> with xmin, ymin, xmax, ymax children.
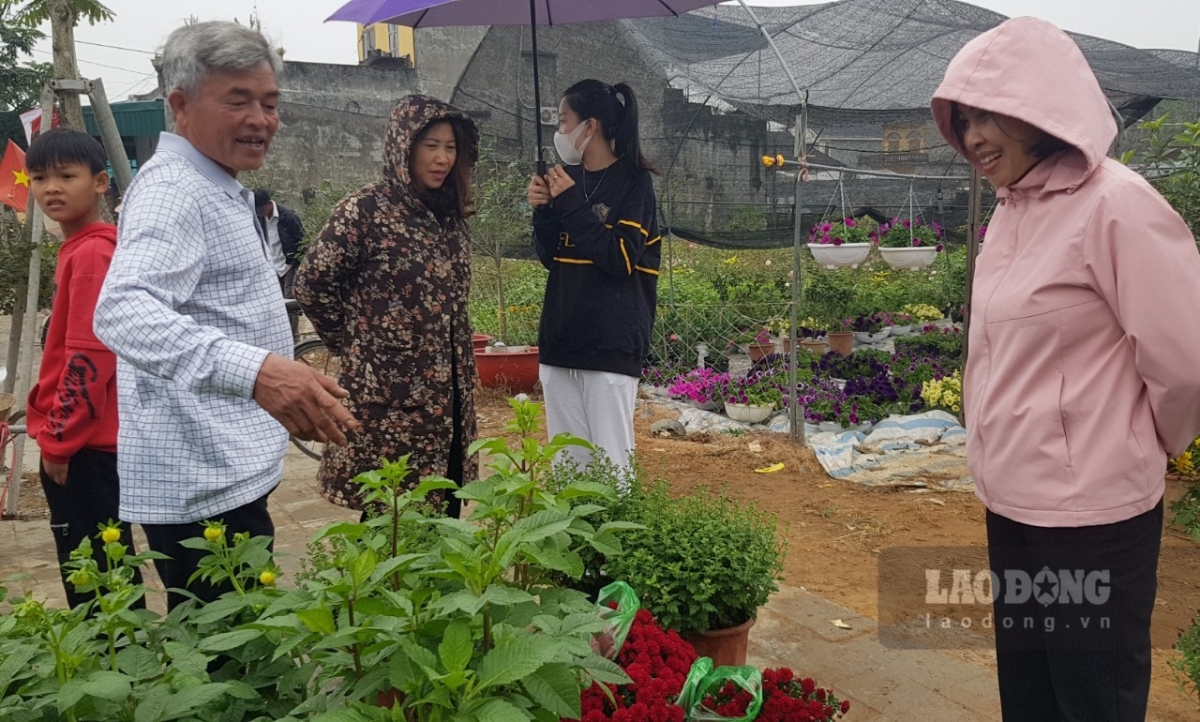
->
<box><xmin>161</xmin><ymin>21</ymin><xmax>282</xmax><ymax>96</ymax></box>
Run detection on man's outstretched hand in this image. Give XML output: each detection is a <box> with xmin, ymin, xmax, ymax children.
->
<box><xmin>253</xmin><ymin>353</ymin><xmax>361</xmax><ymax>445</ymax></box>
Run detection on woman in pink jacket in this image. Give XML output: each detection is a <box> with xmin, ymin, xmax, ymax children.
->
<box><xmin>933</xmin><ymin>17</ymin><xmax>1200</xmax><ymax>721</ymax></box>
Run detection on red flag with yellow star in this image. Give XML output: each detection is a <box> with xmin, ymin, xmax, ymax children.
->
<box><xmin>0</xmin><ymin>140</ymin><xmax>30</xmax><ymax>212</ymax></box>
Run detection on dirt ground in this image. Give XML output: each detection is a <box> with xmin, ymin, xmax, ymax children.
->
<box><xmin>476</xmin><ymin>389</ymin><xmax>1200</xmax><ymax>720</ymax></box>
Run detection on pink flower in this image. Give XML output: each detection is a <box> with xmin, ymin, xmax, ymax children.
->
<box><xmin>831</xmin><ymin>237</ymin><xmax>843</xmax><ymax>246</ymax></box>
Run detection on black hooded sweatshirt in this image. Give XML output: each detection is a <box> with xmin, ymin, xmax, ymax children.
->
<box><xmin>532</xmin><ymin>156</ymin><xmax>660</xmax><ymax>378</ymax></box>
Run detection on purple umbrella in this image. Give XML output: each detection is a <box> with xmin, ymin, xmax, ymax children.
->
<box><xmin>327</xmin><ymin>0</ymin><xmax>721</xmax><ymax>171</ymax></box>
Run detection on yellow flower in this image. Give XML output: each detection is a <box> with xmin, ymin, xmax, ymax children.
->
<box><xmin>258</xmin><ymin>570</ymin><xmax>277</xmax><ymax>586</ymax></box>
<box><xmin>952</xmin><ymin>404</ymin><xmax>961</xmax><ymax>413</ymax></box>
<box><xmin>724</xmin><ymin>255</ymin><xmax>739</xmax><ymax>265</ymax></box>
<box><xmin>204</xmin><ymin>526</ymin><xmax>224</xmax><ymax>543</ymax></box>
<box><xmin>101</xmin><ymin>526</ymin><xmax>121</xmax><ymax>544</ymax></box>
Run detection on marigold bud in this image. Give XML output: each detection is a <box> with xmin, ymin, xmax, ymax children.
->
<box><xmin>259</xmin><ymin>570</ymin><xmax>277</xmax><ymax>586</ymax></box>
<box><xmin>101</xmin><ymin>527</ymin><xmax>121</xmax><ymax>544</ymax></box>
<box><xmin>204</xmin><ymin>526</ymin><xmax>223</xmax><ymax>543</ymax></box>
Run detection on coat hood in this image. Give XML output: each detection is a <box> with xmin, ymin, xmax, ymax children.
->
<box><xmin>384</xmin><ymin>94</ymin><xmax>480</xmax><ymax>190</ymax></box>
<box><xmin>931</xmin><ymin>17</ymin><xmax>1116</xmax><ymax>191</ymax></box>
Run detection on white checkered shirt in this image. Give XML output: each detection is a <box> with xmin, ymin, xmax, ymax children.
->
<box><xmin>94</xmin><ymin>133</ymin><xmax>293</xmax><ymax>524</ymax></box>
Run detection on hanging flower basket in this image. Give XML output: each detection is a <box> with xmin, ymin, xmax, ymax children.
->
<box><xmin>807</xmin><ymin>217</ymin><xmax>873</xmax><ymax>269</ymax></box>
<box><xmin>880</xmin><ymin>246</ymin><xmax>939</xmax><ymax>270</ymax></box>
<box><xmin>725</xmin><ymin>402</ymin><xmax>775</xmax><ymax>424</ymax></box>
<box><xmin>807</xmin><ymin>242</ymin><xmax>872</xmax><ymax>269</ymax></box>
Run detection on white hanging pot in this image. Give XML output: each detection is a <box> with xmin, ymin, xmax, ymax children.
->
<box><xmin>880</xmin><ymin>246</ymin><xmax>939</xmax><ymax>270</ymax></box>
<box><xmin>726</xmin><ymin>402</ymin><xmax>775</xmax><ymax>424</ymax></box>
<box><xmin>807</xmin><ymin>242</ymin><xmax>871</xmax><ymax>269</ymax></box>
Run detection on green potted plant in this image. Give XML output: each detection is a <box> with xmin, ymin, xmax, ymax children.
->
<box><xmin>603</xmin><ymin>481</ymin><xmax>786</xmax><ymax>667</ymax></box>
<box><xmin>807</xmin><ymin>269</ymin><xmax>855</xmax><ymax>356</ymax></box>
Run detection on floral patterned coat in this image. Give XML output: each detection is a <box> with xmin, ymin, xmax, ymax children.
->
<box><xmin>294</xmin><ymin>95</ymin><xmax>479</xmax><ymax>510</ymax></box>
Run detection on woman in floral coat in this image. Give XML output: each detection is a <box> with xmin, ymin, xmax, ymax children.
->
<box><xmin>295</xmin><ymin>95</ymin><xmax>479</xmax><ymax>516</ymax></box>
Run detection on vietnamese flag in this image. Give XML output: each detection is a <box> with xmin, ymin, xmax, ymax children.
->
<box><xmin>0</xmin><ymin>140</ymin><xmax>30</xmax><ymax>212</ymax></box>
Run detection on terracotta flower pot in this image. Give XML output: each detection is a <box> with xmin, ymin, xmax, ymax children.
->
<box><xmin>747</xmin><ymin>342</ymin><xmax>775</xmax><ymax>362</ymax></box>
<box><xmin>800</xmin><ymin>339</ymin><xmax>828</xmax><ymax>355</ymax></box>
<box><xmin>827</xmin><ymin>331</ymin><xmax>854</xmax><ymax>357</ymax></box>
<box><xmin>472</xmin><ymin>333</ymin><xmax>492</xmax><ymax>351</ymax></box>
<box><xmin>685</xmin><ymin>618</ymin><xmax>756</xmax><ymax>668</ymax></box>
<box><xmin>475</xmin><ymin>346</ymin><xmax>540</xmax><ymax>394</ymax></box>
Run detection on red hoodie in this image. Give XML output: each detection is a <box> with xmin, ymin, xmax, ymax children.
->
<box><xmin>27</xmin><ymin>222</ymin><xmax>119</xmax><ymax>464</ymax></box>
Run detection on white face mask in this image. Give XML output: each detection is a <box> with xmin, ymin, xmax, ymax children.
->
<box><xmin>553</xmin><ymin>120</ymin><xmax>592</xmax><ymax>166</ymax></box>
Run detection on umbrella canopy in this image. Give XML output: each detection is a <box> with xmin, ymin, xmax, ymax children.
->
<box><xmin>328</xmin><ymin>0</ymin><xmax>723</xmax><ymax>169</ymax></box>
<box><xmin>327</xmin><ymin>0</ymin><xmax>720</xmax><ymax>27</ymax></box>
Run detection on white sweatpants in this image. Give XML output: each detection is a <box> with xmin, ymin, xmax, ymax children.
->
<box><xmin>539</xmin><ymin>364</ymin><xmax>638</xmax><ymax>474</ymax></box>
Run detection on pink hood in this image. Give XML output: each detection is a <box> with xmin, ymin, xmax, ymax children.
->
<box><xmin>932</xmin><ymin>17</ymin><xmax>1116</xmax><ymax>190</ymax></box>
<box><xmin>931</xmin><ymin>17</ymin><xmax>1200</xmax><ymax>527</ymax></box>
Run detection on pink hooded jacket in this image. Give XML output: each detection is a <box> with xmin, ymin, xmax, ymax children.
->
<box><xmin>932</xmin><ymin>17</ymin><xmax>1200</xmax><ymax>527</ymax></box>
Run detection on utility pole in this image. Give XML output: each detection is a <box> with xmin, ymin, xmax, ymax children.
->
<box><xmin>47</xmin><ymin>0</ymin><xmax>85</xmax><ymax>130</ymax></box>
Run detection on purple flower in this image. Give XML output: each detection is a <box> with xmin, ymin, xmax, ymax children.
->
<box><xmin>832</xmin><ymin>237</ymin><xmax>843</xmax><ymax>246</ymax></box>
<box><xmin>911</xmin><ymin>238</ymin><xmax>922</xmax><ymax>247</ymax></box>
<box><xmin>902</xmin><ymin>219</ymin><xmax>912</xmax><ymax>229</ymax></box>
<box><xmin>845</xmin><ymin>218</ymin><xmax>856</xmax><ymax>228</ymax></box>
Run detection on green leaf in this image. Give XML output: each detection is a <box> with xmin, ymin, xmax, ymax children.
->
<box><xmin>161</xmin><ymin>683</ymin><xmax>232</xmax><ymax>720</ymax></box>
<box><xmin>312</xmin><ymin>521</ymin><xmax>367</xmax><ymax>543</ymax></box>
<box><xmin>522</xmin><ymin>663</ymin><xmax>582</xmax><ymax>719</ymax></box>
<box><xmin>508</xmin><ymin>509</ymin><xmax>573</xmax><ymax>544</ymax></box>
<box><xmin>476</xmin><ymin>636</ymin><xmax>556</xmax><ymax>691</ymax></box>
<box><xmin>296</xmin><ymin>606</ymin><xmax>337</xmax><ymax>636</ymax></box>
<box><xmin>587</xmin><ymin>531</ymin><xmax>622</xmax><ymax>557</ymax></box>
<box><xmin>557</xmin><ymin>481</ymin><xmax>616</xmax><ymax>501</ymax></box>
<box><xmin>350</xmin><ymin>548</ymin><xmax>378</xmax><ymax>587</ymax></box>
<box><xmin>473</xmin><ymin>698</ymin><xmax>530</xmax><ymax>722</ymax></box>
<box><xmin>198</xmin><ymin>628</ymin><xmax>262</xmax><ymax>652</ymax></box>
<box><xmin>116</xmin><ymin>645</ymin><xmax>161</xmax><ymax>681</ymax></box>
<box><xmin>79</xmin><ymin>670</ymin><xmax>132</xmax><ymax>701</ymax></box>
<box><xmin>134</xmin><ymin>686</ymin><xmax>171</xmax><ymax>722</ymax></box>
<box><xmin>581</xmin><ymin>656</ymin><xmax>632</xmax><ymax>685</ymax></box>
<box><xmin>311</xmin><ymin>711</ymin><xmax>372</xmax><ymax>722</ymax></box>
<box><xmin>439</xmin><ymin>619</ymin><xmax>473</xmax><ymax>673</ymax></box>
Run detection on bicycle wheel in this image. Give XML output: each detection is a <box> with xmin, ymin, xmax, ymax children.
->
<box><xmin>291</xmin><ymin>339</ymin><xmax>343</xmax><ymax>461</ymax></box>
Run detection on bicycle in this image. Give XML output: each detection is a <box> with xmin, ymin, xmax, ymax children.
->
<box><xmin>0</xmin><ymin>409</ymin><xmax>28</xmax><ymax>517</ymax></box>
<box><xmin>286</xmin><ymin>300</ymin><xmax>343</xmax><ymax>461</ymax></box>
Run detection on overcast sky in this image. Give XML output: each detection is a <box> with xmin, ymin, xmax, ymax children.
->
<box><xmin>25</xmin><ymin>0</ymin><xmax>1200</xmax><ymax>105</ymax></box>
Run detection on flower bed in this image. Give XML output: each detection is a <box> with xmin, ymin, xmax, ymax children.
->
<box><xmin>650</xmin><ymin>325</ymin><xmax>962</xmax><ymax>429</ymax></box>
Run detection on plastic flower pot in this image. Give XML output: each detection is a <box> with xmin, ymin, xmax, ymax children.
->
<box><xmin>827</xmin><ymin>331</ymin><xmax>854</xmax><ymax>356</ymax></box>
<box><xmin>685</xmin><ymin>618</ymin><xmax>756</xmax><ymax>668</ymax></box>
<box><xmin>475</xmin><ymin>345</ymin><xmax>539</xmax><ymax>394</ymax></box>
<box><xmin>726</xmin><ymin>402</ymin><xmax>775</xmax><ymax>424</ymax></box>
<box><xmin>889</xmin><ymin>324</ymin><xmax>914</xmax><ymax>336</ymax></box>
<box><xmin>800</xmin><ymin>339</ymin><xmax>829</xmax><ymax>355</ymax></box>
<box><xmin>472</xmin><ymin>333</ymin><xmax>492</xmax><ymax>351</ymax></box>
<box><xmin>880</xmin><ymin>246</ymin><xmax>938</xmax><ymax>270</ymax></box>
<box><xmin>854</xmin><ymin>329</ymin><xmax>890</xmax><ymax>344</ymax></box>
<box><xmin>807</xmin><ymin>242</ymin><xmax>871</xmax><ymax>269</ymax></box>
<box><xmin>746</xmin><ymin>342</ymin><xmax>775</xmax><ymax>362</ymax></box>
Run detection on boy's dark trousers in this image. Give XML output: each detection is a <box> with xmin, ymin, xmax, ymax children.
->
<box><xmin>40</xmin><ymin>448</ymin><xmax>143</xmax><ymax>609</ymax></box>
<box><xmin>141</xmin><ymin>493</ymin><xmax>274</xmax><ymax>611</ymax></box>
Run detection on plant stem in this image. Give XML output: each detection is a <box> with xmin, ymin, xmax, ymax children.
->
<box><xmin>482</xmin><ymin>604</ymin><xmax>492</xmax><ymax>652</ymax></box>
<box><xmin>347</xmin><ymin>596</ymin><xmax>364</xmax><ymax>676</ymax></box>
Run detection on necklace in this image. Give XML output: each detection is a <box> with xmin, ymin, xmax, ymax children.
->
<box><xmin>583</xmin><ymin>165</ymin><xmax>610</xmax><ymax>203</ymax></box>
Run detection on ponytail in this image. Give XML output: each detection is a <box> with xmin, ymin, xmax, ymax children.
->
<box><xmin>562</xmin><ymin>79</ymin><xmax>658</xmax><ymax>174</ymax></box>
<box><xmin>611</xmin><ymin>83</ymin><xmax>656</xmax><ymax>174</ymax></box>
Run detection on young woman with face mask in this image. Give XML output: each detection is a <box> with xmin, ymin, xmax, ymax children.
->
<box><xmin>526</xmin><ymin>79</ymin><xmax>659</xmax><ymax>482</ymax></box>
<box><xmin>932</xmin><ymin>17</ymin><xmax>1200</xmax><ymax>720</ymax></box>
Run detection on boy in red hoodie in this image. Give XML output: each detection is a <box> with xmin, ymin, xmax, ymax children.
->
<box><xmin>26</xmin><ymin>128</ymin><xmax>140</xmax><ymax>607</ymax></box>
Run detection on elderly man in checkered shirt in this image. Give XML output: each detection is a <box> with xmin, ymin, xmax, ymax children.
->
<box><xmin>94</xmin><ymin>21</ymin><xmax>360</xmax><ymax>610</ymax></box>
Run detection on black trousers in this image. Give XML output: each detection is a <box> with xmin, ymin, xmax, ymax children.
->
<box><xmin>40</xmin><ymin>448</ymin><xmax>143</xmax><ymax>609</ymax></box>
<box><xmin>986</xmin><ymin>501</ymin><xmax>1162</xmax><ymax>722</ymax></box>
<box><xmin>141</xmin><ymin>492</ymin><xmax>274</xmax><ymax>611</ymax></box>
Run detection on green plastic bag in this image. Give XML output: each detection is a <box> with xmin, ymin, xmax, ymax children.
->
<box><xmin>594</xmin><ymin>581</ymin><xmax>640</xmax><ymax>659</ymax></box>
<box><xmin>677</xmin><ymin>657</ymin><xmax>764</xmax><ymax>721</ymax></box>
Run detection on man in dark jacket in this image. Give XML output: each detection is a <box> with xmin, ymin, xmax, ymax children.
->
<box><xmin>254</xmin><ymin>188</ymin><xmax>305</xmax><ymax>335</ymax></box>
<box><xmin>254</xmin><ymin>188</ymin><xmax>305</xmax><ymax>294</ymax></box>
